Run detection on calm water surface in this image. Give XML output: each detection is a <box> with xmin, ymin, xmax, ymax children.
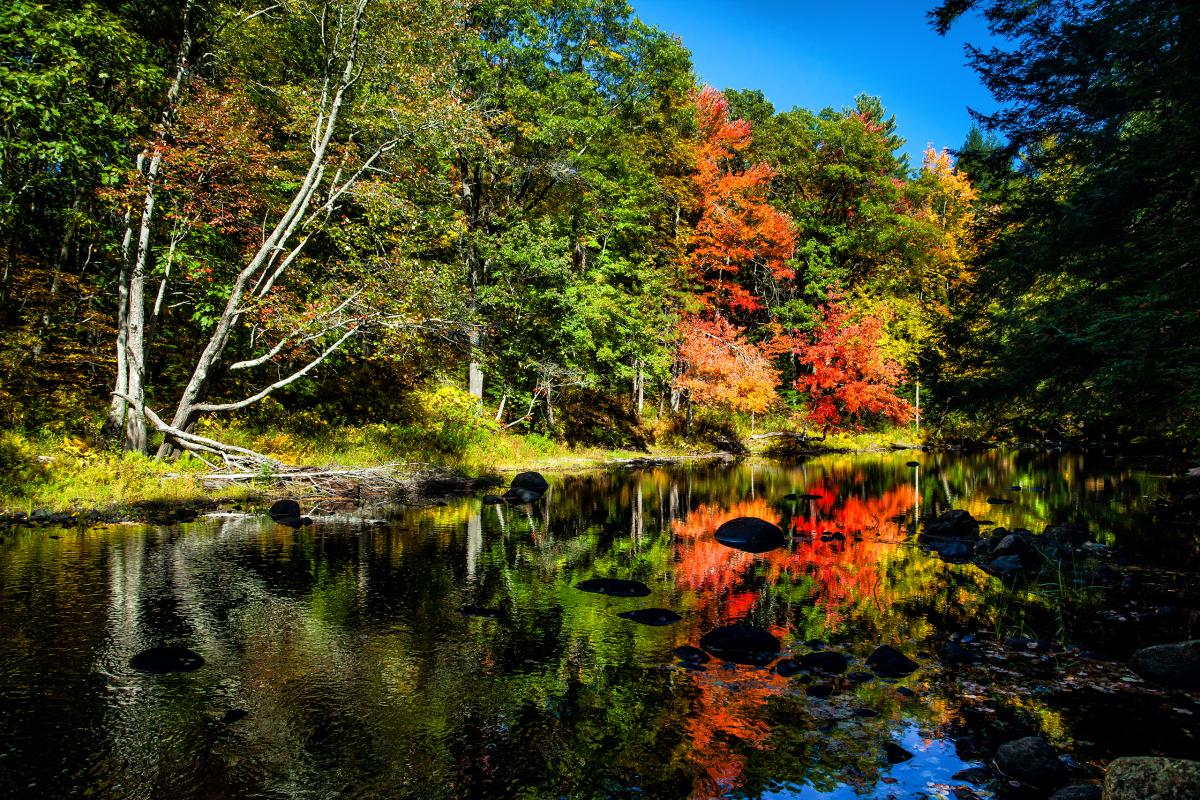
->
<box><xmin>0</xmin><ymin>450</ymin><xmax>1191</xmax><ymax>799</ymax></box>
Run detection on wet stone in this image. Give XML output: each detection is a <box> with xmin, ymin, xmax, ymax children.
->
<box><xmin>800</xmin><ymin>650</ymin><xmax>848</xmax><ymax>674</ymax></box>
<box><xmin>952</xmin><ymin>766</ymin><xmax>991</xmax><ymax>783</ymax></box>
<box><xmin>1048</xmin><ymin>786</ymin><xmax>1101</xmax><ymax>800</ymax></box>
<box><xmin>510</xmin><ymin>471</ymin><xmax>550</xmax><ymax>494</ymax></box>
<box><xmin>867</xmin><ymin>645</ymin><xmax>919</xmax><ymax>677</ymax></box>
<box><xmin>502</xmin><ymin>487</ymin><xmax>543</xmax><ymax>505</ymax></box>
<box><xmin>773</xmin><ymin>658</ymin><xmax>804</xmax><ymax>677</ymax></box>
<box><xmin>130</xmin><ymin>646</ymin><xmax>205</xmax><ymax>674</ymax></box>
<box><xmin>1130</xmin><ymin>639</ymin><xmax>1200</xmax><ymax>689</ymax></box>
<box><xmin>986</xmin><ymin>497</ymin><xmax>1013</xmax><ymax>505</ymax></box>
<box><xmin>220</xmin><ymin>708</ymin><xmax>248</xmax><ymax>725</ymax></box>
<box><xmin>714</xmin><ymin>517</ymin><xmax>786</xmax><ymax>554</ymax></box>
<box><xmin>994</xmin><ymin>736</ymin><xmax>1067</xmax><ymax>789</ymax></box>
<box><xmin>1103</xmin><ymin>757</ymin><xmax>1200</xmax><ymax>800</ymax></box>
<box><xmin>575</xmin><ymin>578</ymin><xmax>651</xmax><ymax>597</ymax></box>
<box><xmin>268</xmin><ymin>500</ymin><xmax>301</xmax><ymax>522</ymax></box>
<box><xmin>806</xmin><ymin>684</ymin><xmax>833</xmax><ymax>698</ymax></box>
<box><xmin>673</xmin><ymin>645</ymin><xmax>711</xmax><ymax>665</ymax></box>
<box><xmin>617</xmin><ymin>608</ymin><xmax>681</xmax><ymax>626</ymax></box>
<box><xmin>846</xmin><ymin>671</ymin><xmax>875</xmax><ymax>684</ymax></box>
<box><xmin>481</xmin><ymin>495</ymin><xmax>505</xmax><ymax>505</ymax></box>
<box><xmin>906</xmin><ymin>461</ymin><xmax>920</xmax><ymax>467</ymax></box>
<box><xmin>884</xmin><ymin>742</ymin><xmax>913</xmax><ymax>764</ymax></box>
<box><xmin>850</xmin><ymin>708</ymin><xmax>879</xmax><ymax>718</ymax></box>
<box><xmin>699</xmin><ymin>624</ymin><xmax>781</xmax><ymax>666</ymax></box>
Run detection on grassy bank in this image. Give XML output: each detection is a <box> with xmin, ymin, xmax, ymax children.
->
<box><xmin>0</xmin><ymin>407</ymin><xmax>921</xmax><ymax>515</ymax></box>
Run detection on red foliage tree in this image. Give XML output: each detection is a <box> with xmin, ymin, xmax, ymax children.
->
<box><xmin>795</xmin><ymin>294</ymin><xmax>913</xmax><ymax>431</ymax></box>
<box><xmin>688</xmin><ymin>87</ymin><xmax>794</xmax><ymax>316</ymax></box>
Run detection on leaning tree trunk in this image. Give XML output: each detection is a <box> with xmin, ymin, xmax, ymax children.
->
<box><xmin>156</xmin><ymin>0</ymin><xmax>372</xmax><ymax>457</ymax></box>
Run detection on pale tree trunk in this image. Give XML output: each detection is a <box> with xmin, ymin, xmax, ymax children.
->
<box><xmin>468</xmin><ymin>323</ymin><xmax>483</xmax><ymax>401</ymax></box>
<box><xmin>158</xmin><ymin>0</ymin><xmax>375</xmax><ymax>456</ymax></box>
<box><xmin>102</xmin><ymin>178</ymin><xmax>138</xmax><ymax>439</ymax></box>
<box><xmin>109</xmin><ymin>1</ymin><xmax>193</xmax><ymax>450</ymax></box>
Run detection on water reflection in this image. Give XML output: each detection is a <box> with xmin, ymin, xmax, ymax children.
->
<box><xmin>0</xmin><ymin>450</ymin><xmax>1180</xmax><ymax>799</ymax></box>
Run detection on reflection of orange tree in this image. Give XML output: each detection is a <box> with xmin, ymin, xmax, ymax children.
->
<box><xmin>683</xmin><ymin>670</ymin><xmax>785</xmax><ymax>800</ymax></box>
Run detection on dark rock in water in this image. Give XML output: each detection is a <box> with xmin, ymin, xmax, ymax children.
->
<box><xmin>679</xmin><ymin>662</ymin><xmax>707</xmax><ymax>672</ymax></box>
<box><xmin>714</xmin><ymin>517</ymin><xmax>786</xmax><ymax>554</ymax></box>
<box><xmin>773</xmin><ymin>658</ymin><xmax>804</xmax><ymax>677</ymax></box>
<box><xmin>699</xmin><ymin>624</ymin><xmax>781</xmax><ymax>666</ymax></box>
<box><xmin>800</xmin><ymin>650</ymin><xmax>848</xmax><ymax>674</ymax></box>
<box><xmin>1131</xmin><ymin>640</ymin><xmax>1200</xmax><ymax>689</ymax></box>
<box><xmin>220</xmin><ymin>708</ymin><xmax>248</xmax><ymax>725</ymax></box>
<box><xmin>906</xmin><ymin>461</ymin><xmax>920</xmax><ymax>467</ymax></box>
<box><xmin>806</xmin><ymin>683</ymin><xmax>833</xmax><ymax>698</ymax></box>
<box><xmin>1009</xmin><ymin>485</ymin><xmax>1022</xmax><ymax>491</ymax></box>
<box><xmin>850</xmin><ymin>707</ymin><xmax>879</xmax><ymax>718</ymax></box>
<box><xmin>923</xmin><ymin>509</ymin><xmax>980</xmax><ymax>540</ymax></box>
<box><xmin>502</xmin><ymin>486</ymin><xmax>543</xmax><ymax>504</ymax></box>
<box><xmin>1045</xmin><ymin>524</ymin><xmax>1091</xmax><ymax>547</ymax></box>
<box><xmin>481</xmin><ymin>495</ymin><xmax>505</xmax><ymax>505</ymax></box>
<box><xmin>986</xmin><ymin>555</ymin><xmax>1025</xmax><ymax>580</ymax></box>
<box><xmin>617</xmin><ymin>608</ymin><xmax>682</xmax><ymax>626</ymax></box>
<box><xmin>931</xmin><ymin>540</ymin><xmax>972</xmax><ymax>562</ymax></box>
<box><xmin>847</xmin><ymin>671</ymin><xmax>875</xmax><ymax>684</ymax></box>
<box><xmin>783</xmin><ymin>493</ymin><xmax>798</xmax><ymax>501</ymax></box>
<box><xmin>938</xmin><ymin>640</ymin><xmax>976</xmax><ymax>665</ymax></box>
<box><xmin>1048</xmin><ymin>786</ymin><xmax>1101</xmax><ymax>800</ymax></box>
<box><xmin>1103</xmin><ymin>757</ymin><xmax>1200</xmax><ymax>800</ymax></box>
<box><xmin>130</xmin><ymin>646</ymin><xmax>205</xmax><ymax>674</ymax></box>
<box><xmin>796</xmin><ymin>493</ymin><xmax>823</xmax><ymax>500</ymax></box>
<box><xmin>895</xmin><ymin>686</ymin><xmax>916</xmax><ymax>698</ymax></box>
<box><xmin>274</xmin><ymin>515</ymin><xmax>312</xmax><ymax>529</ymax></box>
<box><xmin>457</xmin><ymin>605</ymin><xmax>507</xmax><ymax>619</ymax></box>
<box><xmin>673</xmin><ymin>645</ymin><xmax>711</xmax><ymax>665</ymax></box>
<box><xmin>510</xmin><ymin>471</ymin><xmax>550</xmax><ymax>494</ymax></box>
<box><xmin>575</xmin><ymin>578</ymin><xmax>651</xmax><ymax>597</ymax></box>
<box><xmin>269</xmin><ymin>499</ymin><xmax>301</xmax><ymax>521</ymax></box>
<box><xmin>987</xmin><ymin>497</ymin><xmax>1013</xmax><ymax>505</ymax></box>
<box><xmin>885</xmin><ymin>742</ymin><xmax>914</xmax><ymax>763</ymax></box>
<box><xmin>953</xmin><ymin>766</ymin><xmax>992</xmax><ymax>783</ymax></box>
<box><xmin>994</xmin><ymin>736</ymin><xmax>1067</xmax><ymax>789</ymax></box>
<box><xmin>868</xmin><ymin>644</ymin><xmax>919</xmax><ymax>677</ymax></box>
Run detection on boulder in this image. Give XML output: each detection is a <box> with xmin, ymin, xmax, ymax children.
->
<box><xmin>800</xmin><ymin>650</ymin><xmax>848</xmax><ymax>674</ymax></box>
<box><xmin>773</xmin><ymin>658</ymin><xmax>804</xmax><ymax>677</ymax></box>
<box><xmin>699</xmin><ymin>624</ymin><xmax>781</xmax><ymax>666</ymax></box>
<box><xmin>885</xmin><ymin>742</ymin><xmax>914</xmax><ymax>764</ymax></box>
<box><xmin>985</xmin><ymin>555</ymin><xmax>1025</xmax><ymax>580</ymax></box>
<box><xmin>617</xmin><ymin>608</ymin><xmax>682</xmax><ymax>626</ymax></box>
<box><xmin>575</xmin><ymin>578</ymin><xmax>651</xmax><ymax>597</ymax></box>
<box><xmin>938</xmin><ymin>640</ymin><xmax>976</xmax><ymax>665</ymax></box>
<box><xmin>994</xmin><ymin>736</ymin><xmax>1067</xmax><ymax>789</ymax></box>
<box><xmin>922</xmin><ymin>510</ymin><xmax>980</xmax><ymax>540</ymax></box>
<box><xmin>1103</xmin><ymin>757</ymin><xmax>1200</xmax><ymax>800</ymax></box>
<box><xmin>130</xmin><ymin>646</ymin><xmax>205</xmax><ymax>674</ymax></box>
<box><xmin>510</xmin><ymin>471</ymin><xmax>550</xmax><ymax>493</ymax></box>
<box><xmin>714</xmin><ymin>517</ymin><xmax>786</xmax><ymax>554</ymax></box>
<box><xmin>481</xmin><ymin>495</ymin><xmax>505</xmax><ymax>505</ymax></box>
<box><xmin>673</xmin><ymin>645</ymin><xmax>711</xmax><ymax>665</ymax></box>
<box><xmin>867</xmin><ymin>644</ymin><xmax>919</xmax><ymax>677</ymax></box>
<box><xmin>1131</xmin><ymin>640</ymin><xmax>1200</xmax><ymax>689</ymax></box>
<box><xmin>502</xmin><ymin>486</ymin><xmax>543</xmax><ymax>504</ymax></box>
<box><xmin>1045</xmin><ymin>524</ymin><xmax>1091</xmax><ymax>548</ymax></box>
<box><xmin>268</xmin><ymin>499</ymin><xmax>301</xmax><ymax>521</ymax></box>
<box><xmin>932</xmin><ymin>540</ymin><xmax>973</xmax><ymax>562</ymax></box>
<box><xmin>806</xmin><ymin>683</ymin><xmax>833</xmax><ymax>698</ymax></box>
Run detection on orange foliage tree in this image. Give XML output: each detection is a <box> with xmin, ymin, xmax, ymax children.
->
<box><xmin>795</xmin><ymin>293</ymin><xmax>912</xmax><ymax>431</ymax></box>
<box><xmin>675</xmin><ymin>315</ymin><xmax>779</xmax><ymax>414</ymax></box>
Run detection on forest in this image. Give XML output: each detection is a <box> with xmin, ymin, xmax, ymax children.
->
<box><xmin>2</xmin><ymin>0</ymin><xmax>1198</xmax><ymax>500</ymax></box>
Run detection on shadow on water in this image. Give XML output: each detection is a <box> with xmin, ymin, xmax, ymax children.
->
<box><xmin>1</xmin><ymin>449</ymin><xmax>1197</xmax><ymax>799</ymax></box>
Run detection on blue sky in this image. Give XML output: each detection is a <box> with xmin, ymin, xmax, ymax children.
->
<box><xmin>630</xmin><ymin>0</ymin><xmax>998</xmax><ymax>168</ymax></box>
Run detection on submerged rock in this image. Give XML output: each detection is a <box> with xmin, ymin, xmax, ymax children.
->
<box><xmin>867</xmin><ymin>645</ymin><xmax>919</xmax><ymax>677</ymax></box>
<box><xmin>617</xmin><ymin>608</ymin><xmax>682</xmax><ymax>626</ymax></box>
<box><xmin>268</xmin><ymin>499</ymin><xmax>301</xmax><ymax>521</ymax></box>
<box><xmin>673</xmin><ymin>645</ymin><xmax>711</xmax><ymax>665</ymax></box>
<box><xmin>699</xmin><ymin>624</ymin><xmax>781</xmax><ymax>666</ymax></box>
<box><xmin>994</xmin><ymin>736</ymin><xmax>1067</xmax><ymax>789</ymax></box>
<box><xmin>800</xmin><ymin>650</ymin><xmax>848</xmax><ymax>674</ymax></box>
<box><xmin>885</xmin><ymin>742</ymin><xmax>914</xmax><ymax>763</ymax></box>
<box><xmin>922</xmin><ymin>510</ymin><xmax>980</xmax><ymax>540</ymax></box>
<box><xmin>773</xmin><ymin>658</ymin><xmax>804</xmax><ymax>677</ymax></box>
<box><xmin>130</xmin><ymin>646</ymin><xmax>205</xmax><ymax>674</ymax></box>
<box><xmin>1103</xmin><ymin>757</ymin><xmax>1200</xmax><ymax>800</ymax></box>
<box><xmin>457</xmin><ymin>605</ymin><xmax>507</xmax><ymax>619</ymax></box>
<box><xmin>1048</xmin><ymin>786</ymin><xmax>1101</xmax><ymax>800</ymax></box>
<box><xmin>220</xmin><ymin>708</ymin><xmax>248</xmax><ymax>725</ymax></box>
<box><xmin>805</xmin><ymin>683</ymin><xmax>833</xmax><ymax>698</ymax></box>
<box><xmin>502</xmin><ymin>486</ymin><xmax>543</xmax><ymax>505</ymax></box>
<box><xmin>481</xmin><ymin>495</ymin><xmax>505</xmax><ymax>505</ymax></box>
<box><xmin>714</xmin><ymin>517</ymin><xmax>786</xmax><ymax>553</ymax></box>
<box><xmin>1131</xmin><ymin>640</ymin><xmax>1200</xmax><ymax>689</ymax></box>
<box><xmin>510</xmin><ymin>471</ymin><xmax>550</xmax><ymax>494</ymax></box>
<box><xmin>987</xmin><ymin>497</ymin><xmax>1013</xmax><ymax>505</ymax></box>
<box><xmin>575</xmin><ymin>578</ymin><xmax>651</xmax><ymax>597</ymax></box>
<box><xmin>938</xmin><ymin>640</ymin><xmax>976</xmax><ymax>665</ymax></box>
<box><xmin>906</xmin><ymin>461</ymin><xmax>920</xmax><ymax>467</ymax></box>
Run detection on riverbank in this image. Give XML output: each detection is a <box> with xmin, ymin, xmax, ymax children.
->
<box><xmin>0</xmin><ymin>421</ymin><xmax>927</xmax><ymax>525</ymax></box>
